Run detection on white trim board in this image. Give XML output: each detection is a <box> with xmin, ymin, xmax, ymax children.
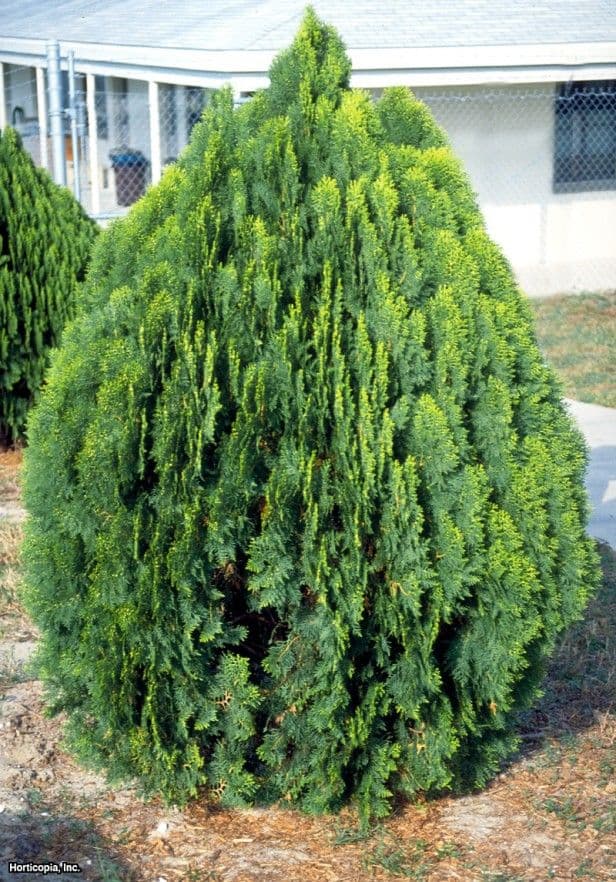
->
<box><xmin>1</xmin><ymin>35</ymin><xmax>615</xmax><ymax>87</ymax></box>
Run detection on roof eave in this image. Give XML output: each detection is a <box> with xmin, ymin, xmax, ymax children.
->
<box><xmin>1</xmin><ymin>36</ymin><xmax>615</xmax><ymax>89</ymax></box>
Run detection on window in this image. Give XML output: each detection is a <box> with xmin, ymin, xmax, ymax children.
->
<box><xmin>554</xmin><ymin>81</ymin><xmax>616</xmax><ymax>192</ymax></box>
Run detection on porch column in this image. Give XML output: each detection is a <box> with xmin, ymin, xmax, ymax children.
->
<box><xmin>148</xmin><ymin>79</ymin><xmax>161</xmax><ymax>184</ymax></box>
<box><xmin>85</xmin><ymin>72</ymin><xmax>100</xmax><ymax>215</ymax></box>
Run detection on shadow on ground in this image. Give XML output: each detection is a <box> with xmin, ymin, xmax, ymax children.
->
<box><xmin>515</xmin><ymin>539</ymin><xmax>616</xmax><ymax>756</ymax></box>
<box><xmin>0</xmin><ymin>807</ymin><xmax>132</xmax><ymax>881</ymax></box>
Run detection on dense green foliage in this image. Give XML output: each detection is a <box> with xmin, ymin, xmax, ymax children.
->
<box><xmin>24</xmin><ymin>11</ymin><xmax>599</xmax><ymax>822</ymax></box>
<box><xmin>0</xmin><ymin>127</ymin><xmax>97</xmax><ymax>443</ymax></box>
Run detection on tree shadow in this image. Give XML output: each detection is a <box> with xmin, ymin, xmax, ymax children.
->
<box><xmin>0</xmin><ymin>806</ymin><xmax>134</xmax><ymax>881</ymax></box>
<box><xmin>515</xmin><ymin>539</ymin><xmax>615</xmax><ymax>753</ymax></box>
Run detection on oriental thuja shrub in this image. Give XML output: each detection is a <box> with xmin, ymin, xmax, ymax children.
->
<box><xmin>0</xmin><ymin>127</ymin><xmax>97</xmax><ymax>443</ymax></box>
<box><xmin>23</xmin><ymin>10</ymin><xmax>599</xmax><ymax>822</ymax></box>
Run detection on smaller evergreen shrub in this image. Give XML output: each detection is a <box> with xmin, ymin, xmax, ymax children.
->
<box><xmin>0</xmin><ymin>127</ymin><xmax>97</xmax><ymax>444</ymax></box>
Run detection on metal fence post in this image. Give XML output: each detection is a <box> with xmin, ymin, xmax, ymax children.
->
<box><xmin>46</xmin><ymin>39</ymin><xmax>66</xmax><ymax>186</ymax></box>
<box><xmin>67</xmin><ymin>50</ymin><xmax>80</xmax><ymax>201</ymax></box>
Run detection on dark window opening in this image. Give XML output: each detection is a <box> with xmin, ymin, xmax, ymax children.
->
<box><xmin>554</xmin><ymin>80</ymin><xmax>616</xmax><ymax>193</ymax></box>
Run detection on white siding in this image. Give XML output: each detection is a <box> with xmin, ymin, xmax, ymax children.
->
<box><xmin>414</xmin><ymin>84</ymin><xmax>616</xmax><ymax>296</ymax></box>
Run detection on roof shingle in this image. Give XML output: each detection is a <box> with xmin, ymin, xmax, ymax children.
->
<box><xmin>1</xmin><ymin>0</ymin><xmax>614</xmax><ymax>51</ymax></box>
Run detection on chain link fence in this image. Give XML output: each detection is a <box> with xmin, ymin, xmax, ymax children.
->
<box><xmin>80</xmin><ymin>80</ymin><xmax>212</xmax><ymax>216</ymax></box>
<box><xmin>2</xmin><ymin>59</ymin><xmax>615</xmax><ymax>297</ymax></box>
<box><xmin>416</xmin><ymin>83</ymin><xmax>616</xmax><ymax>295</ymax></box>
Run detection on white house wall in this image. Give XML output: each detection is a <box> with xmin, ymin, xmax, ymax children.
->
<box><xmin>126</xmin><ymin>79</ymin><xmax>150</xmax><ymax>159</ymax></box>
<box><xmin>414</xmin><ymin>83</ymin><xmax>616</xmax><ymax>296</ymax></box>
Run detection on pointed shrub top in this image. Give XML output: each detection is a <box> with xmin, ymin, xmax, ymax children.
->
<box><xmin>267</xmin><ymin>6</ymin><xmax>351</xmax><ymax>113</ymax></box>
<box><xmin>24</xmin><ymin>10</ymin><xmax>599</xmax><ymax>823</ymax></box>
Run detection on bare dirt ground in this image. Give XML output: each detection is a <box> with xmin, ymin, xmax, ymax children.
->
<box><xmin>1</xmin><ymin>449</ymin><xmax>615</xmax><ymax>882</ymax></box>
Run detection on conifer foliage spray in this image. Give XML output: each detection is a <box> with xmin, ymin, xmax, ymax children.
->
<box><xmin>24</xmin><ymin>11</ymin><xmax>599</xmax><ymax>822</ymax></box>
<box><xmin>0</xmin><ymin>128</ymin><xmax>97</xmax><ymax>443</ymax></box>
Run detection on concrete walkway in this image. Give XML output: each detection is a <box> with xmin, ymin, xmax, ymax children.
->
<box><xmin>565</xmin><ymin>399</ymin><xmax>616</xmax><ymax>549</ymax></box>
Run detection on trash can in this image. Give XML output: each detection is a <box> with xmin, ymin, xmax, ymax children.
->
<box><xmin>109</xmin><ymin>149</ymin><xmax>149</xmax><ymax>206</ymax></box>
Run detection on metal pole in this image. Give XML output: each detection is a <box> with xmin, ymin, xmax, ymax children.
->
<box><xmin>46</xmin><ymin>40</ymin><xmax>66</xmax><ymax>186</ymax></box>
<box><xmin>67</xmin><ymin>50</ymin><xmax>80</xmax><ymax>201</ymax></box>
<box><xmin>0</xmin><ymin>62</ymin><xmax>6</xmax><ymax>130</ymax></box>
<box><xmin>148</xmin><ymin>79</ymin><xmax>161</xmax><ymax>184</ymax></box>
<box><xmin>85</xmin><ymin>73</ymin><xmax>100</xmax><ymax>215</ymax></box>
<box><xmin>36</xmin><ymin>66</ymin><xmax>49</xmax><ymax>170</ymax></box>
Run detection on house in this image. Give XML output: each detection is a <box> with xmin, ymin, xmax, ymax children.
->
<box><xmin>0</xmin><ymin>0</ymin><xmax>615</xmax><ymax>296</ymax></box>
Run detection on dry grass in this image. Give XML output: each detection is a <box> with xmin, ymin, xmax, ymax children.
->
<box><xmin>0</xmin><ymin>446</ymin><xmax>22</xmax><ymax>498</ymax></box>
<box><xmin>0</xmin><ymin>449</ymin><xmax>29</xmax><ymax>636</ymax></box>
<box><xmin>529</xmin><ymin>291</ymin><xmax>616</xmax><ymax>408</ymax></box>
<box><xmin>0</xmin><ymin>519</ymin><xmax>26</xmax><ymax>654</ymax></box>
<box><xmin>0</xmin><ymin>522</ymin><xmax>22</xmax><ymax>601</ymax></box>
